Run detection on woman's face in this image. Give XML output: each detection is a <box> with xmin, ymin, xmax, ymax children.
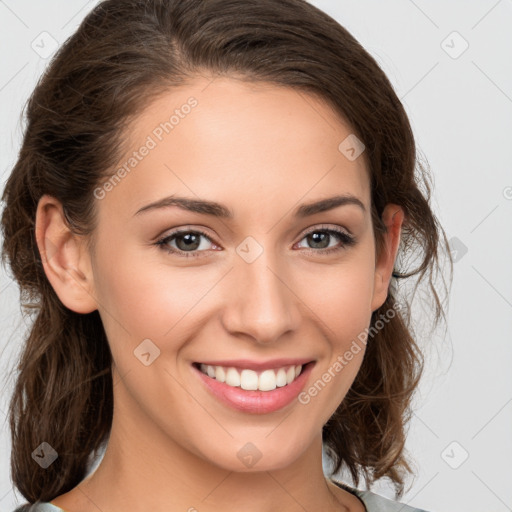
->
<box><xmin>63</xmin><ymin>77</ymin><xmax>398</xmax><ymax>472</ymax></box>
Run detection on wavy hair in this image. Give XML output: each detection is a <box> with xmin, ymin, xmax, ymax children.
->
<box><xmin>1</xmin><ymin>0</ymin><xmax>451</xmax><ymax>504</ymax></box>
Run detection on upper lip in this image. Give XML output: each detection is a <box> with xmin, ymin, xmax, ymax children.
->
<box><xmin>195</xmin><ymin>358</ymin><xmax>314</xmax><ymax>371</ymax></box>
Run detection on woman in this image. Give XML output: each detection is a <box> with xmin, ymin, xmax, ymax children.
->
<box><xmin>1</xmin><ymin>0</ymin><xmax>449</xmax><ymax>510</ymax></box>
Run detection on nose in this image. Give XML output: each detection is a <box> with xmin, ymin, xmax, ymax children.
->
<box><xmin>220</xmin><ymin>248</ymin><xmax>301</xmax><ymax>345</ymax></box>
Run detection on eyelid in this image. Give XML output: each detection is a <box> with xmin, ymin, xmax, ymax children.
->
<box><xmin>155</xmin><ymin>222</ymin><xmax>353</xmax><ymax>243</ymax></box>
<box><xmin>154</xmin><ymin>226</ymin><xmax>218</xmax><ymax>259</ymax></box>
<box><xmin>294</xmin><ymin>224</ymin><xmax>356</xmax><ymax>254</ymax></box>
<box><xmin>154</xmin><ymin>223</ymin><xmax>355</xmax><ymax>258</ymax></box>
<box><xmin>154</xmin><ymin>224</ymin><xmax>216</xmax><ymax>242</ymax></box>
<box><xmin>298</xmin><ymin>223</ymin><xmax>353</xmax><ymax>239</ymax></box>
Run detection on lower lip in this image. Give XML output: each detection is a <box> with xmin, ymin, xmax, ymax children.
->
<box><xmin>193</xmin><ymin>363</ymin><xmax>314</xmax><ymax>414</ymax></box>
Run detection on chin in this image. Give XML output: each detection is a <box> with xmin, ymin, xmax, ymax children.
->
<box><xmin>195</xmin><ymin>433</ymin><xmax>314</xmax><ymax>473</ymax></box>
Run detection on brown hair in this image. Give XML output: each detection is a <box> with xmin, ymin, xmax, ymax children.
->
<box><xmin>1</xmin><ymin>0</ymin><xmax>450</xmax><ymax>504</ymax></box>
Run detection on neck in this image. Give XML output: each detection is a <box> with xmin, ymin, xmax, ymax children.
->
<box><xmin>82</xmin><ymin>429</ymin><xmax>342</xmax><ymax>512</ymax></box>
<box><xmin>57</xmin><ymin>369</ymin><xmax>358</xmax><ymax>512</ymax></box>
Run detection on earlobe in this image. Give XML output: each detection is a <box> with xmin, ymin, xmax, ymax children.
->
<box><xmin>35</xmin><ymin>195</ymin><xmax>98</xmax><ymax>314</ymax></box>
<box><xmin>371</xmin><ymin>204</ymin><xmax>404</xmax><ymax>312</ymax></box>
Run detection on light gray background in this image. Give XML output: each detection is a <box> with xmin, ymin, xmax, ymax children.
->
<box><xmin>1</xmin><ymin>1</ymin><xmax>511</xmax><ymax>511</ymax></box>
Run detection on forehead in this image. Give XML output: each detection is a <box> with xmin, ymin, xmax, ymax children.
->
<box><xmin>98</xmin><ymin>76</ymin><xmax>370</xmax><ymax>222</ymax></box>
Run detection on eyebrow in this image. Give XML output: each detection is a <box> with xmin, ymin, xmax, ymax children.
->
<box><xmin>133</xmin><ymin>194</ymin><xmax>366</xmax><ymax>219</ymax></box>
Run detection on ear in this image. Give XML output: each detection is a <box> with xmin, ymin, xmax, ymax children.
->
<box><xmin>370</xmin><ymin>203</ymin><xmax>404</xmax><ymax>312</ymax></box>
<box><xmin>35</xmin><ymin>194</ymin><xmax>97</xmax><ymax>314</ymax></box>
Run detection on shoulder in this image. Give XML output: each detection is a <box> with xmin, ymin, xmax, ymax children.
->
<box><xmin>16</xmin><ymin>488</ymin><xmax>432</xmax><ymax>512</ymax></box>
<box><xmin>331</xmin><ymin>479</ymin><xmax>430</xmax><ymax>512</ymax></box>
<box><xmin>13</xmin><ymin>502</ymin><xmax>64</xmax><ymax>512</ymax></box>
<box><xmin>356</xmin><ymin>489</ymin><xmax>430</xmax><ymax>512</ymax></box>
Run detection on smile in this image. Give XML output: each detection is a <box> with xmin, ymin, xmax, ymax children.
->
<box><xmin>193</xmin><ymin>360</ymin><xmax>315</xmax><ymax>414</ymax></box>
<box><xmin>198</xmin><ymin>363</ymin><xmax>302</xmax><ymax>391</ymax></box>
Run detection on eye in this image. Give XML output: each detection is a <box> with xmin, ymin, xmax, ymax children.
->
<box><xmin>154</xmin><ymin>225</ymin><xmax>356</xmax><ymax>259</ymax></box>
<box><xmin>155</xmin><ymin>228</ymin><xmax>218</xmax><ymax>258</ymax></box>
<box><xmin>295</xmin><ymin>225</ymin><xmax>356</xmax><ymax>255</ymax></box>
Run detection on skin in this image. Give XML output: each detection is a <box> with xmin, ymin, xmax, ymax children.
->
<box><xmin>36</xmin><ymin>76</ymin><xmax>404</xmax><ymax>512</ymax></box>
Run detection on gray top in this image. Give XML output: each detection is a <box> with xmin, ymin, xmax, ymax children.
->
<box><xmin>13</xmin><ymin>480</ymin><xmax>429</xmax><ymax>512</ymax></box>
<box><xmin>334</xmin><ymin>480</ymin><xmax>429</xmax><ymax>512</ymax></box>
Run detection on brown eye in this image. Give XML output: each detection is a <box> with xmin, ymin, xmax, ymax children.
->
<box><xmin>156</xmin><ymin>229</ymin><xmax>216</xmax><ymax>258</ymax></box>
<box><xmin>296</xmin><ymin>227</ymin><xmax>355</xmax><ymax>254</ymax></box>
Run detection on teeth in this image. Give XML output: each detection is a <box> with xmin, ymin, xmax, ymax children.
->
<box><xmin>215</xmin><ymin>366</ymin><xmax>226</xmax><ymax>383</ymax></box>
<box><xmin>199</xmin><ymin>363</ymin><xmax>304</xmax><ymax>391</ymax></box>
<box><xmin>259</xmin><ymin>369</ymin><xmax>277</xmax><ymax>391</ymax></box>
<box><xmin>276</xmin><ymin>368</ymin><xmax>287</xmax><ymax>387</ymax></box>
<box><xmin>240</xmin><ymin>369</ymin><xmax>258</xmax><ymax>390</ymax></box>
<box><xmin>225</xmin><ymin>367</ymin><xmax>241</xmax><ymax>387</ymax></box>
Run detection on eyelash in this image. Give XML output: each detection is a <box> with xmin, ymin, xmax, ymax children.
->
<box><xmin>154</xmin><ymin>225</ymin><xmax>356</xmax><ymax>259</ymax></box>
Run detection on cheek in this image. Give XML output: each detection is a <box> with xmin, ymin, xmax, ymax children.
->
<box><xmin>92</xmin><ymin>239</ymin><xmax>216</xmax><ymax>339</ymax></box>
<box><xmin>297</xmin><ymin>248</ymin><xmax>376</xmax><ymax>342</ymax></box>
<box><xmin>93</xmin><ymin>230</ymin><xmax>377</xmax><ymax>356</ymax></box>
<box><xmin>320</xmin><ymin>269</ymin><xmax>374</xmax><ymax>332</ymax></box>
<box><xmin>294</xmin><ymin>250</ymin><xmax>375</xmax><ymax>414</ymax></box>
